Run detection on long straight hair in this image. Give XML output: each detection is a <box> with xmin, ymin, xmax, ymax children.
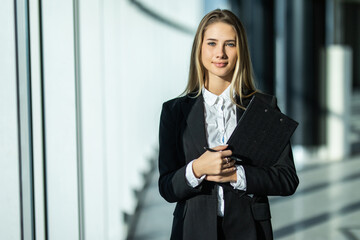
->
<box><xmin>184</xmin><ymin>9</ymin><xmax>257</xmax><ymax>107</ymax></box>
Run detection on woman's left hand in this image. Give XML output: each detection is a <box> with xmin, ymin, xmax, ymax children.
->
<box><xmin>205</xmin><ymin>167</ymin><xmax>237</xmax><ymax>183</ymax></box>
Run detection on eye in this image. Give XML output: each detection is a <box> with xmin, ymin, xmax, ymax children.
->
<box><xmin>226</xmin><ymin>42</ymin><xmax>236</xmax><ymax>47</ymax></box>
<box><xmin>207</xmin><ymin>42</ymin><xmax>216</xmax><ymax>46</ymax></box>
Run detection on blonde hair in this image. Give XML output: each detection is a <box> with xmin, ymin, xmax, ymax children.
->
<box><xmin>184</xmin><ymin>9</ymin><xmax>257</xmax><ymax>107</ymax></box>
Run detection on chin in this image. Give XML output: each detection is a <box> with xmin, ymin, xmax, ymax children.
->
<box><xmin>215</xmin><ymin>72</ymin><xmax>232</xmax><ymax>79</ymax></box>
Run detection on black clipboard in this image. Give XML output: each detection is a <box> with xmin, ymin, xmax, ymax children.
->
<box><xmin>226</xmin><ymin>96</ymin><xmax>299</xmax><ymax>167</ymax></box>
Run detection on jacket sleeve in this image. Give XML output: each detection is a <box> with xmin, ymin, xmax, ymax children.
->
<box><xmin>158</xmin><ymin>101</ymin><xmax>202</xmax><ymax>203</ymax></box>
<box><xmin>242</xmin><ymin>96</ymin><xmax>299</xmax><ymax>196</ymax></box>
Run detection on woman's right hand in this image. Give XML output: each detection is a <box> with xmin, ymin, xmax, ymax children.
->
<box><xmin>192</xmin><ymin>145</ymin><xmax>235</xmax><ymax>178</ymax></box>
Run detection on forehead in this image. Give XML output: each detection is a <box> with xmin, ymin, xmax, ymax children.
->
<box><xmin>203</xmin><ymin>22</ymin><xmax>236</xmax><ymax>40</ymax></box>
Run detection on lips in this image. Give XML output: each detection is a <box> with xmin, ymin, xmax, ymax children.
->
<box><xmin>213</xmin><ymin>62</ymin><xmax>228</xmax><ymax>68</ymax></box>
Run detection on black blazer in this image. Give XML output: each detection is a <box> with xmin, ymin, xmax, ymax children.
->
<box><xmin>158</xmin><ymin>92</ymin><xmax>299</xmax><ymax>240</ymax></box>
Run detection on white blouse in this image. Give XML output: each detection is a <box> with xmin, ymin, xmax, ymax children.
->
<box><xmin>186</xmin><ymin>86</ymin><xmax>247</xmax><ymax>217</ymax></box>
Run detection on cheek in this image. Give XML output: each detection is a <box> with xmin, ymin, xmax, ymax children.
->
<box><xmin>228</xmin><ymin>58</ymin><xmax>237</xmax><ymax>73</ymax></box>
<box><xmin>201</xmin><ymin>51</ymin><xmax>212</xmax><ymax>70</ymax></box>
<box><xmin>201</xmin><ymin>48</ymin><xmax>210</xmax><ymax>61</ymax></box>
<box><xmin>230</xmin><ymin>53</ymin><xmax>237</xmax><ymax>65</ymax></box>
<box><xmin>230</xmin><ymin>50</ymin><xmax>237</xmax><ymax>60</ymax></box>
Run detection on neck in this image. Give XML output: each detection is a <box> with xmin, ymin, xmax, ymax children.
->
<box><xmin>204</xmin><ymin>76</ymin><xmax>231</xmax><ymax>96</ymax></box>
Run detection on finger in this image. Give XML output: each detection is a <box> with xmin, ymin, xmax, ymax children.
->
<box><xmin>205</xmin><ymin>175</ymin><xmax>216</xmax><ymax>181</ymax></box>
<box><xmin>205</xmin><ymin>175</ymin><xmax>220</xmax><ymax>182</ymax></box>
<box><xmin>221</xmin><ymin>159</ymin><xmax>228</xmax><ymax>169</ymax></box>
<box><xmin>206</xmin><ymin>174</ymin><xmax>233</xmax><ymax>183</ymax></box>
<box><xmin>212</xmin><ymin>145</ymin><xmax>228</xmax><ymax>151</ymax></box>
<box><xmin>222</xmin><ymin>160</ymin><xmax>236</xmax><ymax>169</ymax></box>
<box><xmin>222</xmin><ymin>157</ymin><xmax>229</xmax><ymax>164</ymax></box>
<box><xmin>228</xmin><ymin>160</ymin><xmax>236</xmax><ymax>167</ymax></box>
<box><xmin>221</xmin><ymin>166</ymin><xmax>237</xmax><ymax>174</ymax></box>
<box><xmin>220</xmin><ymin>149</ymin><xmax>232</xmax><ymax>157</ymax></box>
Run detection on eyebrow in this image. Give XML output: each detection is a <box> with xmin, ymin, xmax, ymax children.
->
<box><xmin>205</xmin><ymin>38</ymin><xmax>235</xmax><ymax>42</ymax></box>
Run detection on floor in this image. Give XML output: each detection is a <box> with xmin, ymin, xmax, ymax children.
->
<box><xmin>128</xmin><ymin>91</ymin><xmax>360</xmax><ymax>240</ymax></box>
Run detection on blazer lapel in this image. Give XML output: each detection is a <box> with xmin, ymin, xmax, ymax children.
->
<box><xmin>236</xmin><ymin>96</ymin><xmax>252</xmax><ymax>122</ymax></box>
<box><xmin>236</xmin><ymin>106</ymin><xmax>244</xmax><ymax>123</ymax></box>
<box><xmin>181</xmin><ymin>93</ymin><xmax>254</xmax><ymax>156</ymax></box>
<box><xmin>182</xmin><ymin>94</ymin><xmax>208</xmax><ymax>155</ymax></box>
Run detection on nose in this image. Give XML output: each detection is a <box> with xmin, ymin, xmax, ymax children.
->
<box><xmin>215</xmin><ymin>45</ymin><xmax>227</xmax><ymax>59</ymax></box>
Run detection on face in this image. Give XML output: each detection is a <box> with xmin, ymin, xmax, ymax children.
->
<box><xmin>201</xmin><ymin>22</ymin><xmax>237</xmax><ymax>82</ymax></box>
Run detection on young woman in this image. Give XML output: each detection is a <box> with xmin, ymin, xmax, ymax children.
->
<box><xmin>158</xmin><ymin>9</ymin><xmax>299</xmax><ymax>240</ymax></box>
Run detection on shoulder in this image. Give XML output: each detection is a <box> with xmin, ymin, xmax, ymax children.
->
<box><xmin>162</xmin><ymin>93</ymin><xmax>198</xmax><ymax>111</ymax></box>
<box><xmin>160</xmin><ymin>94</ymin><xmax>198</xmax><ymax>126</ymax></box>
<box><xmin>162</xmin><ymin>95</ymin><xmax>188</xmax><ymax>111</ymax></box>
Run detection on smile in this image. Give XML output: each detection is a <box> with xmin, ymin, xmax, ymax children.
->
<box><xmin>213</xmin><ymin>62</ymin><xmax>228</xmax><ymax>68</ymax></box>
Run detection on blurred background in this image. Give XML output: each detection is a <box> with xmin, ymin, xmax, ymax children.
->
<box><xmin>1</xmin><ymin>0</ymin><xmax>359</xmax><ymax>239</ymax></box>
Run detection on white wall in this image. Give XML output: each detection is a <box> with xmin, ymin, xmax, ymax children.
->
<box><xmin>81</xmin><ymin>1</ymin><xmax>203</xmax><ymax>239</ymax></box>
<box><xmin>115</xmin><ymin>0</ymin><xmax>202</xmax><ymax>214</ymax></box>
<box><xmin>41</xmin><ymin>0</ymin><xmax>81</xmax><ymax>239</ymax></box>
<box><xmin>0</xmin><ymin>0</ymin><xmax>203</xmax><ymax>239</ymax></box>
<box><xmin>0</xmin><ymin>1</ymin><xmax>21</xmax><ymax>239</ymax></box>
<box><xmin>79</xmin><ymin>0</ymin><xmax>107</xmax><ymax>238</ymax></box>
